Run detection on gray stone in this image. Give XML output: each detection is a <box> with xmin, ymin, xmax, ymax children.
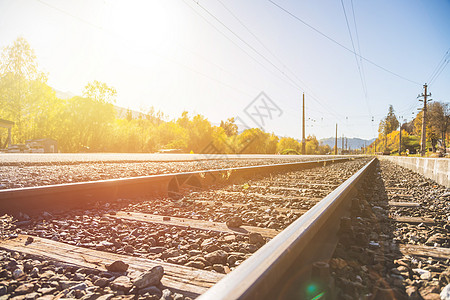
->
<box><xmin>12</xmin><ymin>268</ymin><xmax>24</xmax><ymax>279</ymax></box>
<box><xmin>148</xmin><ymin>247</ymin><xmax>165</xmax><ymax>254</ymax></box>
<box><xmin>111</xmin><ymin>276</ymin><xmax>132</xmax><ymax>292</ymax></box>
<box><xmin>205</xmin><ymin>250</ymin><xmax>227</xmax><ymax>265</ymax></box>
<box><xmin>69</xmin><ymin>281</ymin><xmax>90</xmax><ymax>291</ymax></box>
<box><xmin>248</xmin><ymin>232</ymin><xmax>264</xmax><ymax>245</ymax></box>
<box><xmin>160</xmin><ymin>289</ymin><xmax>172</xmax><ymax>300</ymax></box>
<box><xmin>40</xmin><ymin>270</ymin><xmax>55</xmax><ymax>279</ymax></box>
<box><xmin>185</xmin><ymin>261</ymin><xmax>205</xmax><ymax>269</ymax></box>
<box><xmin>14</xmin><ymin>283</ymin><xmax>34</xmax><ymax>295</ymax></box>
<box><xmin>173</xmin><ymin>293</ymin><xmax>184</xmax><ymax>300</ymax></box>
<box><xmin>37</xmin><ymin>287</ymin><xmax>57</xmax><ymax>295</ymax></box>
<box><xmin>133</xmin><ymin>266</ymin><xmax>164</xmax><ymax>289</ymax></box>
<box><xmin>24</xmin><ymin>293</ymin><xmax>39</xmax><ymax>300</ymax></box>
<box><xmin>441</xmin><ymin>284</ymin><xmax>450</xmax><ymax>300</ymax></box>
<box><xmin>94</xmin><ymin>277</ymin><xmax>109</xmax><ymax>288</ymax></box>
<box><xmin>60</xmin><ymin>280</ymin><xmax>82</xmax><ymax>290</ymax></box>
<box><xmin>30</xmin><ymin>267</ymin><xmax>39</xmax><ymax>278</ymax></box>
<box><xmin>226</xmin><ymin>216</ymin><xmax>242</xmax><ymax>228</ymax></box>
<box><xmin>0</xmin><ymin>286</ymin><xmax>6</xmax><ymax>296</ymax></box>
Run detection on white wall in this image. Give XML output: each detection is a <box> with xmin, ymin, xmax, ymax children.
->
<box><xmin>378</xmin><ymin>156</ymin><xmax>450</xmax><ymax>187</ymax></box>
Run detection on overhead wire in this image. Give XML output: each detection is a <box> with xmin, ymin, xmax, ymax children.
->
<box><xmin>186</xmin><ymin>0</ymin><xmax>305</xmax><ymax>91</ymax></box>
<box><xmin>215</xmin><ymin>0</ymin><xmax>319</xmax><ymax>99</ymax></box>
<box><xmin>34</xmin><ymin>0</ymin><xmax>265</xmax><ymax>99</ymax></box>
<box><xmin>350</xmin><ymin>0</ymin><xmax>366</xmax><ymax>92</ymax></box>
<box><xmin>36</xmin><ymin>0</ymin><xmax>382</xmax><ymax>135</ymax></box>
<box><xmin>195</xmin><ymin>0</ymin><xmax>350</xmax><ymax>124</ymax></box>
<box><xmin>428</xmin><ymin>47</ymin><xmax>450</xmax><ymax>86</ymax></box>
<box><xmin>340</xmin><ymin>0</ymin><xmax>372</xmax><ymax>127</ymax></box>
<box><xmin>342</xmin><ymin>0</ymin><xmax>376</xmax><ymax>137</ymax></box>
<box><xmin>340</xmin><ymin>0</ymin><xmax>366</xmax><ymax>97</ymax></box>
<box><xmin>268</xmin><ymin>0</ymin><xmax>421</xmax><ymax>86</ymax></box>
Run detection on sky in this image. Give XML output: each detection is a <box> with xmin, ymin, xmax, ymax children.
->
<box><xmin>0</xmin><ymin>0</ymin><xmax>449</xmax><ymax>140</ymax></box>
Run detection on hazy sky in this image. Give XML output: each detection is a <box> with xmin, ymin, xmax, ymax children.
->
<box><xmin>0</xmin><ymin>0</ymin><xmax>449</xmax><ymax>140</ymax></box>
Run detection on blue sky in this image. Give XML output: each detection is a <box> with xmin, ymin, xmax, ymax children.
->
<box><xmin>0</xmin><ymin>0</ymin><xmax>449</xmax><ymax>140</ymax></box>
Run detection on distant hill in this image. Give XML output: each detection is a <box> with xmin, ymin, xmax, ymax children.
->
<box><xmin>319</xmin><ymin>137</ymin><xmax>376</xmax><ymax>149</ymax></box>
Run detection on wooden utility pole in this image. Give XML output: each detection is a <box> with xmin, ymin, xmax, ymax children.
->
<box><xmin>419</xmin><ymin>84</ymin><xmax>431</xmax><ymax>156</ymax></box>
<box><xmin>334</xmin><ymin>124</ymin><xmax>338</xmax><ymax>155</ymax></box>
<box><xmin>302</xmin><ymin>93</ymin><xmax>306</xmax><ymax>155</ymax></box>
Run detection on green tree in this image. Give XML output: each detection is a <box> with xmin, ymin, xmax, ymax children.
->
<box><xmin>59</xmin><ymin>96</ymin><xmax>116</xmax><ymax>152</ymax></box>
<box><xmin>0</xmin><ymin>37</ymin><xmax>48</xmax><ymax>142</ymax></box>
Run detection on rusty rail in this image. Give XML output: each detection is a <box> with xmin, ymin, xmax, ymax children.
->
<box><xmin>0</xmin><ymin>157</ymin><xmax>355</xmax><ymax>214</ymax></box>
<box><xmin>199</xmin><ymin>157</ymin><xmax>377</xmax><ymax>300</ymax></box>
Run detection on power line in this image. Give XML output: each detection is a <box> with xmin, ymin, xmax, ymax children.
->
<box><xmin>185</xmin><ymin>0</ymin><xmax>350</xmax><ymax>125</ymax></box>
<box><xmin>340</xmin><ymin>0</ymin><xmax>365</xmax><ymax>95</ymax></box>
<box><xmin>268</xmin><ymin>0</ymin><xmax>421</xmax><ymax>86</ymax></box>
<box><xmin>340</xmin><ymin>0</ymin><xmax>371</xmax><ymax>112</ymax></box>
<box><xmin>342</xmin><ymin>0</ymin><xmax>375</xmax><ymax>137</ymax></box>
<box><xmin>215</xmin><ymin>0</ymin><xmax>311</xmax><ymax>95</ymax></box>
<box><xmin>350</xmin><ymin>0</ymin><xmax>364</xmax><ymax>78</ymax></box>
<box><xmin>187</xmin><ymin>0</ymin><xmax>304</xmax><ymax>91</ymax></box>
<box><xmin>428</xmin><ymin>47</ymin><xmax>450</xmax><ymax>86</ymax></box>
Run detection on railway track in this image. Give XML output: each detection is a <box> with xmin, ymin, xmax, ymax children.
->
<box><xmin>0</xmin><ymin>156</ymin><xmax>448</xmax><ymax>300</ymax></box>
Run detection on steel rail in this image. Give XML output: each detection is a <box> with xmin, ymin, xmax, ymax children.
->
<box><xmin>0</xmin><ymin>157</ymin><xmax>356</xmax><ymax>214</ymax></box>
<box><xmin>198</xmin><ymin>157</ymin><xmax>377</xmax><ymax>300</ymax></box>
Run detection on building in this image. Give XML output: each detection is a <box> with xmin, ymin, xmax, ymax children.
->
<box><xmin>25</xmin><ymin>138</ymin><xmax>58</xmax><ymax>153</ymax></box>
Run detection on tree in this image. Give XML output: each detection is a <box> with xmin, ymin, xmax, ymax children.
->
<box><xmin>379</xmin><ymin>105</ymin><xmax>399</xmax><ymax>149</ymax></box>
<box><xmin>59</xmin><ymin>96</ymin><xmax>116</xmax><ymax>151</ymax></box>
<box><xmin>220</xmin><ymin>117</ymin><xmax>238</xmax><ymax>137</ymax></box>
<box><xmin>428</xmin><ymin>101</ymin><xmax>450</xmax><ymax>152</ymax></box>
<box><xmin>305</xmin><ymin>135</ymin><xmax>319</xmax><ymax>154</ymax></box>
<box><xmin>238</xmin><ymin>128</ymin><xmax>270</xmax><ymax>154</ymax></box>
<box><xmin>83</xmin><ymin>80</ymin><xmax>117</xmax><ymax>104</ymax></box>
<box><xmin>277</xmin><ymin>137</ymin><xmax>301</xmax><ymax>153</ymax></box>
<box><xmin>0</xmin><ymin>37</ymin><xmax>48</xmax><ymax>142</ymax></box>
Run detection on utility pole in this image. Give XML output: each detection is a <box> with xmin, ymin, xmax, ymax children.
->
<box><xmin>418</xmin><ymin>84</ymin><xmax>432</xmax><ymax>156</ymax></box>
<box><xmin>335</xmin><ymin>124</ymin><xmax>338</xmax><ymax>155</ymax></box>
<box><xmin>302</xmin><ymin>93</ymin><xmax>306</xmax><ymax>155</ymax></box>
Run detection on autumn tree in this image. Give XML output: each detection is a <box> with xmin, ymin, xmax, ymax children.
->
<box><xmin>428</xmin><ymin>101</ymin><xmax>450</xmax><ymax>152</ymax></box>
<box><xmin>277</xmin><ymin>137</ymin><xmax>301</xmax><ymax>154</ymax></box>
<box><xmin>83</xmin><ymin>80</ymin><xmax>117</xmax><ymax>104</ymax></box>
<box><xmin>305</xmin><ymin>135</ymin><xmax>319</xmax><ymax>154</ymax></box>
<box><xmin>379</xmin><ymin>105</ymin><xmax>399</xmax><ymax>149</ymax></box>
<box><xmin>220</xmin><ymin>117</ymin><xmax>238</xmax><ymax>137</ymax></box>
<box><xmin>237</xmin><ymin>128</ymin><xmax>270</xmax><ymax>154</ymax></box>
